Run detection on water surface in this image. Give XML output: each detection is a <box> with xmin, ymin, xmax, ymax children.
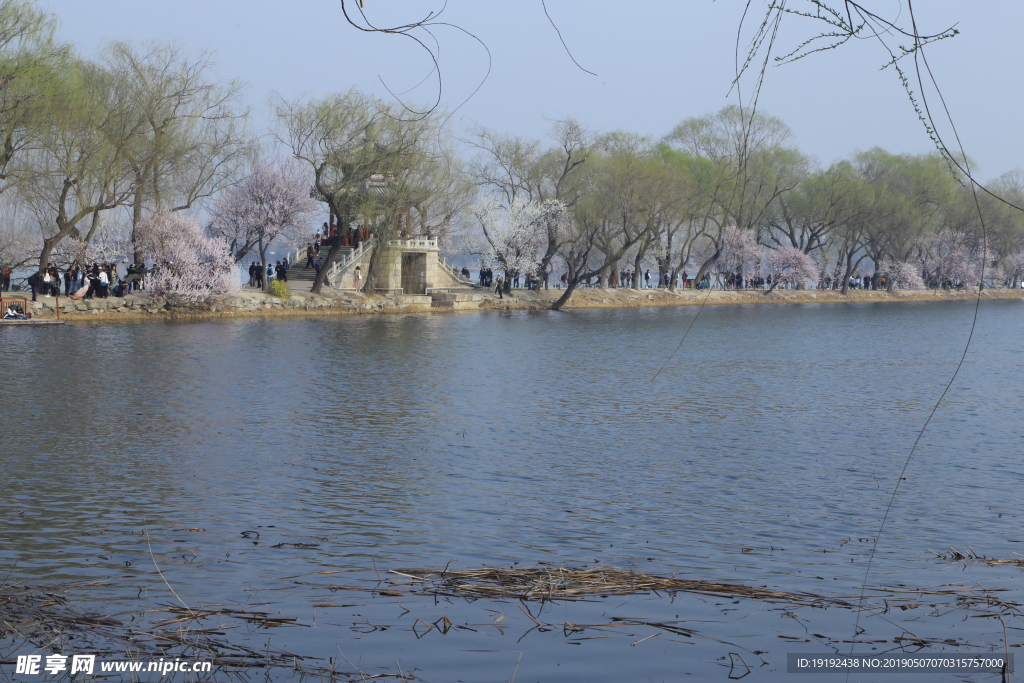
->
<box><xmin>2</xmin><ymin>300</ymin><xmax>1021</xmax><ymax>681</ymax></box>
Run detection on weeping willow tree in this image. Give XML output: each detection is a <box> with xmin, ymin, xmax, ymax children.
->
<box><xmin>102</xmin><ymin>42</ymin><xmax>253</xmax><ymax>267</ymax></box>
<box><xmin>17</xmin><ymin>57</ymin><xmax>135</xmax><ymax>273</ymax></box>
<box><xmin>0</xmin><ymin>0</ymin><xmax>71</xmax><ymax>197</ymax></box>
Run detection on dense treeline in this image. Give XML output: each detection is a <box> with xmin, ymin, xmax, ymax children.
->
<box><xmin>471</xmin><ymin>109</ymin><xmax>1024</xmax><ymax>307</ymax></box>
<box><xmin>1</xmin><ymin>0</ymin><xmax>1022</xmax><ymax>305</ymax></box>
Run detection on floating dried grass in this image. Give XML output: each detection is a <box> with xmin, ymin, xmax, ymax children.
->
<box><xmin>385</xmin><ymin>566</ymin><xmax>851</xmax><ymax>606</ymax></box>
<box><xmin>0</xmin><ymin>583</ymin><xmax>339</xmax><ymax>679</ymax></box>
<box><xmin>930</xmin><ymin>547</ymin><xmax>1024</xmax><ymax>566</ymax></box>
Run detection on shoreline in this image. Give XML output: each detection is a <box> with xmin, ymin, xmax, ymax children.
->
<box><xmin>8</xmin><ymin>286</ymin><xmax>1022</xmax><ymax>323</ymax></box>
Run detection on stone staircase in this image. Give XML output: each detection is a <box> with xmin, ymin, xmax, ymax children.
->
<box><xmin>283</xmin><ymin>247</ymin><xmax>354</xmax><ymax>290</ymax></box>
<box><xmin>429</xmin><ymin>290</ymin><xmax>484</xmax><ymax>309</ymax></box>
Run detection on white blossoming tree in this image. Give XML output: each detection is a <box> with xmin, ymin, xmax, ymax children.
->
<box><xmin>474</xmin><ymin>197</ymin><xmax>566</xmax><ymax>294</ymax></box>
<box><xmin>137</xmin><ymin>212</ymin><xmax>238</xmax><ymax>303</ymax></box>
<box><xmin>762</xmin><ymin>245</ymin><xmax>820</xmax><ymax>293</ymax></box>
<box><xmin>921</xmin><ymin>231</ymin><xmax>986</xmax><ymax>288</ymax></box>
<box><xmin>999</xmin><ymin>252</ymin><xmax>1024</xmax><ymax>288</ymax></box>
<box><xmin>693</xmin><ymin>225</ymin><xmax>761</xmax><ymax>287</ymax></box>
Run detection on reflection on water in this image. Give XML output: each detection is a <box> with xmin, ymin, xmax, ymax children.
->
<box><xmin>2</xmin><ymin>300</ymin><xmax>1022</xmax><ymax>680</ymax></box>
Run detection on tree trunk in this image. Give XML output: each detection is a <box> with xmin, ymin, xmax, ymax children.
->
<box><xmin>38</xmin><ymin>237</ymin><xmax>58</xmax><ymax>273</ymax></box>
<box><xmin>364</xmin><ymin>240</ymin><xmax>389</xmax><ymax>294</ymax></box>
<box><xmin>131</xmin><ymin>184</ymin><xmax>146</xmax><ymax>267</ymax></box>
<box><xmin>550</xmin><ymin>276</ymin><xmax>580</xmax><ymax>311</ymax></box>
<box><xmin>693</xmin><ymin>255</ymin><xmax>718</xmax><ymax>291</ymax></box>
<box><xmin>258</xmin><ymin>241</ymin><xmax>269</xmax><ymax>292</ymax></box>
<box><xmin>840</xmin><ymin>254</ymin><xmax>855</xmax><ymax>295</ymax></box>
<box><xmin>310</xmin><ymin>235</ymin><xmax>342</xmax><ymax>294</ymax></box>
<box><xmin>38</xmin><ymin>217</ymin><xmax>78</xmax><ymax>272</ymax></box>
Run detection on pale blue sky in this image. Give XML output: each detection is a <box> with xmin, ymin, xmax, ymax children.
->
<box><xmin>37</xmin><ymin>1</ymin><xmax>1024</xmax><ymax>178</ymax></box>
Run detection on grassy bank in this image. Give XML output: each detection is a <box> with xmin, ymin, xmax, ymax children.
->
<box><xmin>479</xmin><ymin>285</ymin><xmax>1024</xmax><ymax>311</ymax></box>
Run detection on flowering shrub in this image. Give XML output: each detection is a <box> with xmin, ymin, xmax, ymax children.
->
<box><xmin>268</xmin><ymin>279</ymin><xmax>290</xmax><ymax>299</ymax></box>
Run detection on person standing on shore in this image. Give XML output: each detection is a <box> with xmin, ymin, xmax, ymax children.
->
<box><xmin>27</xmin><ymin>270</ymin><xmax>40</xmax><ymax>301</ymax></box>
<box><xmin>353</xmin><ymin>265</ymin><xmax>363</xmax><ymax>292</ymax></box>
<box><xmin>254</xmin><ymin>262</ymin><xmax>264</xmax><ymax>288</ymax></box>
<box><xmin>98</xmin><ymin>266</ymin><xmax>109</xmax><ymax>298</ymax></box>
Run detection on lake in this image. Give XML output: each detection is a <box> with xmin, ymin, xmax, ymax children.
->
<box><xmin>2</xmin><ymin>300</ymin><xmax>1021</xmax><ymax>681</ymax></box>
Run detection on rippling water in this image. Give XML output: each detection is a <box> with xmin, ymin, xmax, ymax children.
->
<box><xmin>2</xmin><ymin>300</ymin><xmax>1022</xmax><ymax>681</ymax></box>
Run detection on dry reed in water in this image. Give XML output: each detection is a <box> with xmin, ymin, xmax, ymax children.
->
<box><xmin>384</xmin><ymin>566</ymin><xmax>851</xmax><ymax>605</ymax></box>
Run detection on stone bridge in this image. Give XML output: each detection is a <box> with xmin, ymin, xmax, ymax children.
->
<box><xmin>284</xmin><ymin>237</ymin><xmax>482</xmax><ymax>308</ymax></box>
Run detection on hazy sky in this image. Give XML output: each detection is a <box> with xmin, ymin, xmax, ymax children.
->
<box><xmin>36</xmin><ymin>1</ymin><xmax>1024</xmax><ymax>178</ymax></box>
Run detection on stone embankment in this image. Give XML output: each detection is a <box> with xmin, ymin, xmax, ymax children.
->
<box><xmin>22</xmin><ymin>290</ymin><xmax>431</xmax><ymax>321</ymax></box>
<box><xmin>15</xmin><ymin>285</ymin><xmax>1024</xmax><ymax>322</ymax></box>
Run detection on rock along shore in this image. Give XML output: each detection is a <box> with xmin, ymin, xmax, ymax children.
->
<box><xmin>15</xmin><ymin>285</ymin><xmax>1024</xmax><ymax>323</ymax></box>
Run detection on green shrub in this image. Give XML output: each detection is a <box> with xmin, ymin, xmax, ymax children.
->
<box><xmin>268</xmin><ymin>279</ymin><xmax>290</xmax><ymax>299</ymax></box>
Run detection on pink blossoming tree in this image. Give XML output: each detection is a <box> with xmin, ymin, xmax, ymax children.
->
<box><xmin>137</xmin><ymin>212</ymin><xmax>237</xmax><ymax>303</ymax></box>
<box><xmin>209</xmin><ymin>161</ymin><xmax>319</xmax><ymax>289</ymax></box>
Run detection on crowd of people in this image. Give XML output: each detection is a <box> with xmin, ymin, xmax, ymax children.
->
<box><xmin>19</xmin><ymin>263</ymin><xmax>146</xmax><ymax>301</ymax></box>
<box><xmin>475</xmin><ymin>267</ymin><xmax>901</xmax><ymax>292</ymax></box>
<box><xmin>469</xmin><ymin>265</ymin><xmax>822</xmax><ymax>292</ymax></box>
<box><xmin>478</xmin><ymin>267</ymin><xmax>549</xmax><ymax>291</ymax></box>
<box><xmin>246</xmin><ymin>258</ymin><xmax>293</xmax><ymax>288</ymax></box>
